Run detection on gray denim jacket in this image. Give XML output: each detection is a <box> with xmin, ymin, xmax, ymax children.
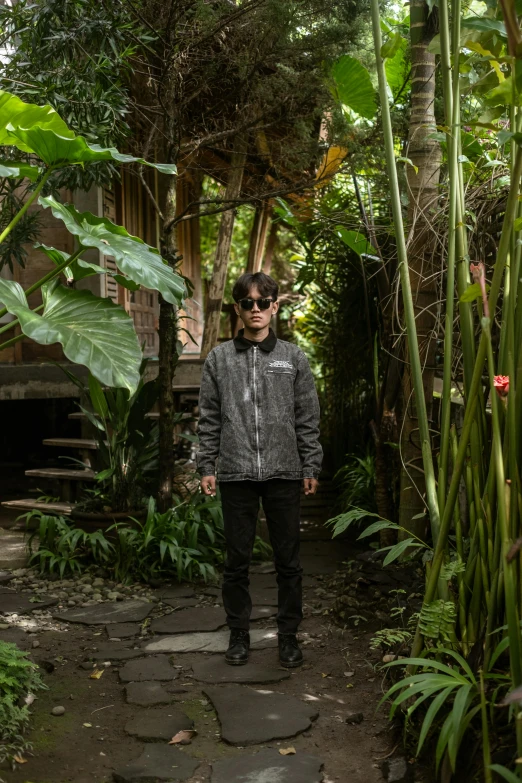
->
<box><xmin>196</xmin><ymin>329</ymin><xmax>322</xmax><ymax>481</ymax></box>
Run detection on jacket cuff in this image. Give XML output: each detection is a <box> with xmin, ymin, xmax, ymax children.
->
<box><xmin>303</xmin><ymin>471</ymin><xmax>321</xmax><ymax>479</ymax></box>
<box><xmin>197</xmin><ymin>466</ymin><xmax>216</xmax><ymax>477</ymax></box>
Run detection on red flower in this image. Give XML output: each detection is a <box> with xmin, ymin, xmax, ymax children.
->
<box><xmin>494</xmin><ymin>375</ymin><xmax>510</xmax><ymax>397</ymax></box>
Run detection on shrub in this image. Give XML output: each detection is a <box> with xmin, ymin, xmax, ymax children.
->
<box><xmin>0</xmin><ymin>641</ymin><xmax>46</xmax><ymax>765</ymax></box>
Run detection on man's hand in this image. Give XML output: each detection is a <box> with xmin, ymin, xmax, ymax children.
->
<box><xmin>303</xmin><ymin>477</ymin><xmax>319</xmax><ymax>496</ymax></box>
<box><xmin>201</xmin><ymin>475</ymin><xmax>217</xmax><ymax>496</ymax></box>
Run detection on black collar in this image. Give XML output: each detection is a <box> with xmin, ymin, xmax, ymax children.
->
<box><xmin>233</xmin><ymin>328</ymin><xmax>277</xmax><ymax>353</ymax></box>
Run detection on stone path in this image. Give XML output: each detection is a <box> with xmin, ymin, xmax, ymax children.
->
<box><xmin>0</xmin><ymin>537</ymin><xmax>392</xmax><ymax>783</ymax></box>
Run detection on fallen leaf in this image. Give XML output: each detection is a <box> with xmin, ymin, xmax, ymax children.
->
<box><xmin>279</xmin><ymin>747</ymin><xmax>296</xmax><ymax>756</ymax></box>
<box><xmin>344</xmin><ymin>671</ymin><xmax>355</xmax><ymax>677</ymax></box>
<box><xmin>168</xmin><ymin>729</ymin><xmax>196</xmax><ymax>745</ymax></box>
<box><xmin>13</xmin><ymin>755</ymin><xmax>27</xmax><ymax>764</ymax></box>
<box><xmin>83</xmin><ymin>722</ymin><xmax>92</xmax><ymax>728</ymax></box>
<box><xmin>90</xmin><ymin>669</ymin><xmax>104</xmax><ymax>679</ymax></box>
<box><xmin>346</xmin><ymin>683</ymin><xmax>354</xmax><ymax>688</ymax></box>
<box><xmin>321</xmin><ymin>672</ymin><xmax>331</xmax><ymax>678</ymax></box>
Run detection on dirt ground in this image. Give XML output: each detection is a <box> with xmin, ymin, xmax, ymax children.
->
<box><xmin>1</xmin><ymin>537</ymin><xmax>396</xmax><ymax>783</ymax></box>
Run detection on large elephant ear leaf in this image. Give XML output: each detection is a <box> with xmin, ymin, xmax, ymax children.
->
<box><xmin>0</xmin><ymin>278</ymin><xmax>29</xmax><ymax>311</ymax></box>
<box><xmin>38</xmin><ymin>195</ymin><xmax>186</xmax><ymax>306</ymax></box>
<box><xmin>1</xmin><ymin>280</ymin><xmax>142</xmax><ymax>392</ymax></box>
<box><xmin>330</xmin><ymin>55</ymin><xmax>376</xmax><ymax>120</ymax></box>
<box><xmin>0</xmin><ymin>89</ymin><xmax>176</xmax><ymax>173</ymax></box>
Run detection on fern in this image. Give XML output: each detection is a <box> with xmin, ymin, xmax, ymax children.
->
<box><xmin>419</xmin><ymin>599</ymin><xmax>457</xmax><ymax>642</ymax></box>
<box><xmin>0</xmin><ymin>641</ymin><xmax>46</xmax><ymax>764</ymax></box>
<box><xmin>370</xmin><ymin>628</ymin><xmax>413</xmax><ymax>651</ymax></box>
<box><xmin>440</xmin><ymin>557</ymin><xmax>466</xmax><ymax>581</ymax></box>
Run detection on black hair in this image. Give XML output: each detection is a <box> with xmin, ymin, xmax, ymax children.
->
<box><xmin>232</xmin><ymin>272</ymin><xmax>278</xmax><ymax>302</ymax></box>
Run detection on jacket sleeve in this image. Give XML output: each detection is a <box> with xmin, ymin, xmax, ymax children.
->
<box><xmin>196</xmin><ymin>352</ymin><xmax>221</xmax><ymax>476</ymax></box>
<box><xmin>294</xmin><ymin>351</ymin><xmax>323</xmax><ymax>479</ymax></box>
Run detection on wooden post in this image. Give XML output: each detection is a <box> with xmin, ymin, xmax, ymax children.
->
<box><xmin>262</xmin><ymin>220</ymin><xmax>278</xmax><ymax>276</ymax></box>
<box><xmin>246</xmin><ymin>202</ymin><xmax>271</xmax><ymax>273</ymax></box>
<box><xmin>200</xmin><ymin>135</ymin><xmax>247</xmax><ymax>359</ymax></box>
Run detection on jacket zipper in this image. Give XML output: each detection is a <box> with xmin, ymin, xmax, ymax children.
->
<box><xmin>253</xmin><ymin>345</ymin><xmax>261</xmax><ymax>479</ymax></box>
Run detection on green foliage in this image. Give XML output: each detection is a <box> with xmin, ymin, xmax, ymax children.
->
<box><xmin>370</xmin><ymin>627</ymin><xmax>413</xmax><ymax>650</ymax></box>
<box><xmin>418</xmin><ymin>600</ymin><xmax>457</xmax><ymax>643</ymax></box>
<box><xmin>326</xmin><ymin>508</ymin><xmax>428</xmax><ymax>564</ymax></box>
<box><xmin>382</xmin><ymin>646</ymin><xmax>510</xmax><ymax>772</ymax></box>
<box><xmin>24</xmin><ymin>512</ymin><xmax>114</xmax><ymax>577</ymax></box>
<box><xmin>0</xmin><ymin>641</ymin><xmax>46</xmax><ymax>764</ymax></box>
<box><xmin>108</xmin><ymin>494</ymin><xmax>226</xmax><ymax>583</ymax></box>
<box><xmin>0</xmin><ymin>88</ymin><xmax>183</xmax><ymax>391</ymax></box>
<box><xmin>330</xmin><ymin>55</ymin><xmax>376</xmax><ymax>119</ymax></box>
<box><xmin>0</xmin><ymin>0</ymin><xmax>151</xmax><ymax>190</ymax></box>
<box><xmin>0</xmin><ymin>278</ymin><xmax>142</xmax><ymax>393</ymax></box>
<box><xmin>333</xmin><ymin>452</ymin><xmax>377</xmax><ymax>512</ymax></box>
<box><xmin>39</xmin><ymin>196</ymin><xmax>184</xmax><ymax>306</ymax></box>
<box><xmin>63</xmin><ymin>364</ymin><xmax>161</xmax><ymax>513</ymax></box>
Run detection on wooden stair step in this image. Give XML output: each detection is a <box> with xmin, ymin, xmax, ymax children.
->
<box><xmin>25</xmin><ymin>468</ymin><xmax>95</xmax><ymax>481</ymax></box>
<box><xmin>43</xmin><ymin>438</ymin><xmax>98</xmax><ymax>449</ymax></box>
<box><xmin>1</xmin><ymin>499</ymin><xmax>74</xmax><ymax>515</ymax></box>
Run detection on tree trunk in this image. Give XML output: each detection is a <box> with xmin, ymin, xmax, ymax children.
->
<box><xmin>200</xmin><ymin>135</ymin><xmax>248</xmax><ymax>358</ymax></box>
<box><xmin>157</xmin><ymin>172</ymin><xmax>179</xmax><ymax>512</ymax></box>
<box><xmin>246</xmin><ymin>202</ymin><xmax>271</xmax><ymax>273</ymax></box>
<box><xmin>398</xmin><ymin>0</ymin><xmax>441</xmax><ymax>538</ymax></box>
<box><xmin>262</xmin><ymin>220</ymin><xmax>278</xmax><ymax>275</ymax></box>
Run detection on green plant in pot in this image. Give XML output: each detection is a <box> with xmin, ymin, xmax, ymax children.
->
<box><xmin>62</xmin><ymin>362</ymin><xmax>163</xmax><ymax>518</ymax></box>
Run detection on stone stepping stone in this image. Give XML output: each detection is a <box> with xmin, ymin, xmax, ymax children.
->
<box><xmin>249</xmin><ymin>587</ymin><xmax>278</xmax><ymax>606</ymax></box>
<box><xmin>90</xmin><ymin>643</ymin><xmax>146</xmax><ymax>662</ymax></box>
<box><xmin>119</xmin><ymin>654</ymin><xmax>179</xmax><ymax>683</ymax></box>
<box><xmin>113</xmin><ymin>744</ymin><xmax>199</xmax><ymax>782</ymax></box>
<box><xmin>53</xmin><ymin>599</ymin><xmax>153</xmax><ymax>625</ymax></box>
<box><xmin>211</xmin><ymin>749</ymin><xmax>323</xmax><ymax>782</ymax></box>
<box><xmin>144</xmin><ymin>628</ymin><xmax>278</xmax><ymax>654</ymax></box>
<box><xmin>106</xmin><ymin>622</ymin><xmax>142</xmax><ymax>638</ymax></box>
<box><xmin>125</xmin><ymin>681</ymin><xmax>171</xmax><ymax>706</ymax></box>
<box><xmin>203</xmin><ymin>685</ymin><xmax>318</xmax><ymax>745</ymax></box>
<box><xmin>191</xmin><ymin>658</ymin><xmax>290</xmax><ymax>685</ymax></box>
<box><xmin>0</xmin><ymin>593</ymin><xmax>57</xmax><ymax>614</ymax></box>
<box><xmin>159</xmin><ymin>585</ymin><xmax>196</xmax><ymax>599</ymax></box>
<box><xmin>124</xmin><ymin>706</ymin><xmax>193</xmax><ymax>741</ymax></box>
<box><xmin>202</xmin><ymin>587</ymin><xmax>221</xmax><ymax>598</ymax></box>
<box><xmin>151</xmin><ymin>607</ymin><xmax>226</xmax><ymax>634</ymax></box>
<box><xmin>163</xmin><ymin>597</ymin><xmax>200</xmax><ymax>610</ymax></box>
<box><xmin>250</xmin><ymin>563</ymin><xmax>276</xmax><ymax>575</ymax></box>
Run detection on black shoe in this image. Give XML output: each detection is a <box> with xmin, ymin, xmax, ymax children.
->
<box><xmin>225</xmin><ymin>629</ymin><xmax>250</xmax><ymax>665</ymax></box>
<box><xmin>278</xmin><ymin>633</ymin><xmax>303</xmax><ymax>668</ymax></box>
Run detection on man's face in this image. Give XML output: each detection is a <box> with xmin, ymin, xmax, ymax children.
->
<box><xmin>234</xmin><ymin>285</ymin><xmax>279</xmax><ymax>332</ymax></box>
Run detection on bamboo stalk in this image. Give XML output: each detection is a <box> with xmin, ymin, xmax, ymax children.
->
<box><xmin>411</xmin><ymin>147</ymin><xmax>522</xmax><ymax>657</ymax></box>
<box><xmin>369</xmin><ymin>0</ymin><xmax>440</xmax><ymax>543</ymax></box>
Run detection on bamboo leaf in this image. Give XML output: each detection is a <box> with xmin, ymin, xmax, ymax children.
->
<box><xmin>448</xmin><ymin>684</ymin><xmax>473</xmax><ymax>768</ymax></box>
<box><xmin>379</xmin><ymin>538</ymin><xmax>424</xmax><ymax>565</ymax></box>
<box><xmin>489</xmin><ymin>765</ymin><xmax>522</xmax><ymax>783</ymax></box>
<box><xmin>459</xmin><ymin>283</ymin><xmax>483</xmax><ymax>302</ymax></box>
<box><xmin>335</xmin><ymin>226</ymin><xmax>377</xmax><ymax>257</ymax></box>
<box><xmin>358</xmin><ymin>520</ymin><xmax>400</xmax><ymax>539</ymax></box>
<box><xmin>417</xmin><ymin>685</ymin><xmax>457</xmax><ymax>755</ymax></box>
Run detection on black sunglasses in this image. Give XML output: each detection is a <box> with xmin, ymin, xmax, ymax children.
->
<box><xmin>238</xmin><ymin>297</ymin><xmax>275</xmax><ymax>311</ymax></box>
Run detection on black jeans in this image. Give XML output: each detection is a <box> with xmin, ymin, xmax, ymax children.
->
<box><xmin>219</xmin><ymin>479</ymin><xmax>302</xmax><ymax>634</ymax></box>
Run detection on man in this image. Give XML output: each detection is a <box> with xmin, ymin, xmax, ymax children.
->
<box><xmin>197</xmin><ymin>271</ymin><xmax>322</xmax><ymax>667</ymax></box>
